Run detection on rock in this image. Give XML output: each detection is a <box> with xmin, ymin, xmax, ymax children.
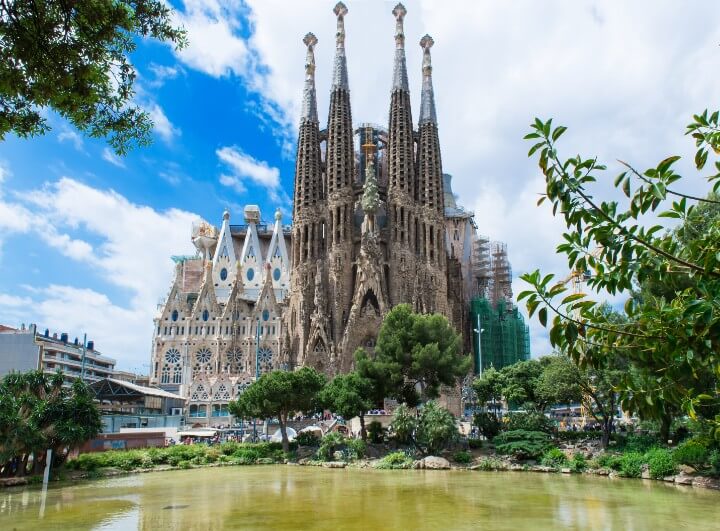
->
<box><xmin>677</xmin><ymin>465</ymin><xmax>695</xmax><ymax>475</ymax></box>
<box><xmin>420</xmin><ymin>456</ymin><xmax>451</xmax><ymax>470</ymax></box>
<box><xmin>0</xmin><ymin>477</ymin><xmax>28</xmax><ymax>487</ymax></box>
<box><xmin>333</xmin><ymin>451</ymin><xmax>344</xmax><ymax>461</ymax></box>
<box><xmin>531</xmin><ymin>465</ymin><xmax>555</xmax><ymax>473</ymax></box>
<box><xmin>510</xmin><ymin>464</ymin><xmax>524</xmax><ymax>471</ymax></box>
<box><xmin>663</xmin><ymin>476</ymin><xmax>675</xmax><ymax>482</ymax></box>
<box><xmin>595</xmin><ymin>469</ymin><xmax>610</xmax><ymax>476</ymax></box>
<box><xmin>322</xmin><ymin>461</ymin><xmax>346</xmax><ymax>469</ymax></box>
<box><xmin>675</xmin><ymin>474</ymin><xmax>694</xmax><ymax>485</ymax></box>
<box><xmin>561</xmin><ymin>468</ymin><xmax>572</xmax><ymax>474</ymax></box>
<box><xmin>692</xmin><ymin>477</ymin><xmax>720</xmax><ymax>490</ymax></box>
<box><xmin>641</xmin><ymin>469</ymin><xmax>651</xmax><ymax>480</ymax></box>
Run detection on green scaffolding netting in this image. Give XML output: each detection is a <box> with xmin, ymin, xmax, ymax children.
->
<box><xmin>469</xmin><ymin>298</ymin><xmax>531</xmax><ymax>374</ymax></box>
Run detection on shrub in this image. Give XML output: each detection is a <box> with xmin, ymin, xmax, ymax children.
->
<box><xmin>473</xmin><ymin>412</ymin><xmax>502</xmax><ymax>440</ymax></box>
<box><xmin>646</xmin><ymin>448</ymin><xmax>676</xmax><ymax>479</ymax></box>
<box><xmin>390</xmin><ymin>405</ymin><xmax>417</xmax><ymax>445</ymax></box>
<box><xmin>475</xmin><ymin>457</ymin><xmax>506</xmax><ymax>471</ymax></box>
<box><xmin>618</xmin><ymin>434</ymin><xmax>660</xmax><ymax>453</ymax></box>
<box><xmin>506</xmin><ymin>412</ymin><xmax>555</xmax><ymax>434</ymax></box>
<box><xmin>317</xmin><ymin>432</ymin><xmax>345</xmax><ymax>461</ymax></box>
<box><xmin>569</xmin><ymin>453</ymin><xmax>586</xmax><ymax>472</ymax></box>
<box><xmin>296</xmin><ymin>432</ymin><xmax>320</xmax><ymax>447</ymax></box>
<box><xmin>494</xmin><ymin>430</ymin><xmax>552</xmax><ymax>460</ymax></box>
<box><xmin>375</xmin><ymin>451</ymin><xmax>413</xmax><ymax>470</ymax></box>
<box><xmin>220</xmin><ymin>441</ymin><xmax>240</xmax><ymax>455</ymax></box>
<box><xmin>555</xmin><ymin>430</ymin><xmax>602</xmax><ymax>443</ymax></box>
<box><xmin>177</xmin><ymin>460</ymin><xmax>191</xmax><ymax>469</ymax></box>
<box><xmin>367</xmin><ymin>421</ymin><xmax>385</xmax><ymax>444</ymax></box>
<box><xmin>619</xmin><ymin>452</ymin><xmax>644</xmax><ymax>478</ymax></box>
<box><xmin>673</xmin><ymin>440</ymin><xmax>708</xmax><ymax>468</ymax></box>
<box><xmin>453</xmin><ymin>451</ymin><xmax>472</xmax><ymax>464</ymax></box>
<box><xmin>540</xmin><ymin>448</ymin><xmax>568</xmax><ymax>469</ymax></box>
<box><xmin>346</xmin><ymin>438</ymin><xmax>367</xmax><ymax>460</ymax></box>
<box><xmin>468</xmin><ymin>439</ymin><xmax>483</xmax><ymax>449</ymax></box>
<box><xmin>709</xmin><ymin>450</ymin><xmax>720</xmax><ymax>475</ymax></box>
<box><xmin>415</xmin><ymin>401</ymin><xmax>457</xmax><ymax>455</ymax></box>
<box><xmin>596</xmin><ymin>453</ymin><xmax>622</xmax><ymax>471</ymax></box>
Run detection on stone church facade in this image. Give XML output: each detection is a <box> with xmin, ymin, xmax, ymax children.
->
<box><xmin>286</xmin><ymin>3</ymin><xmax>466</xmax><ymax>375</ymax></box>
<box><xmin>150</xmin><ymin>3</ymin><xmax>478</xmax><ymax>423</ymax></box>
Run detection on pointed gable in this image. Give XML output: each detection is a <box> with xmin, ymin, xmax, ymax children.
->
<box><xmin>265</xmin><ymin>208</ymin><xmax>290</xmax><ymax>301</ymax></box>
<box><xmin>212</xmin><ymin>210</ymin><xmax>237</xmax><ymax>303</ymax></box>
<box><xmin>240</xmin><ymin>205</ymin><xmax>264</xmax><ymax>299</ymax></box>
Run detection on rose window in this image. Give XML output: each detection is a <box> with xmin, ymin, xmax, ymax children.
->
<box><xmin>165</xmin><ymin>348</ymin><xmax>181</xmax><ymax>364</ymax></box>
<box><xmin>257</xmin><ymin>347</ymin><xmax>273</xmax><ymax>373</ymax></box>
<box><xmin>196</xmin><ymin>348</ymin><xmax>212</xmax><ymax>364</ymax></box>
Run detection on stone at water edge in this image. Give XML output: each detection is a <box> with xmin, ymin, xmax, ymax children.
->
<box><xmin>421</xmin><ymin>456</ymin><xmax>451</xmax><ymax>470</ymax></box>
<box><xmin>675</xmin><ymin>475</ymin><xmax>694</xmax><ymax>485</ymax></box>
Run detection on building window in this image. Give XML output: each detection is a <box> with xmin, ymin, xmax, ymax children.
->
<box><xmin>172</xmin><ymin>365</ymin><xmax>182</xmax><ymax>384</ymax></box>
<box><xmin>247</xmin><ymin>268</ymin><xmax>255</xmax><ymax>281</ymax></box>
<box><xmin>172</xmin><ymin>310</ymin><xmax>179</xmax><ymax>321</ymax></box>
<box><xmin>196</xmin><ymin>348</ymin><xmax>212</xmax><ymax>364</ymax></box>
<box><xmin>165</xmin><ymin>348</ymin><xmax>181</xmax><ymax>364</ymax></box>
<box><xmin>202</xmin><ymin>309</ymin><xmax>209</xmax><ymax>322</ymax></box>
<box><xmin>220</xmin><ymin>267</ymin><xmax>228</xmax><ymax>281</ymax></box>
<box><xmin>257</xmin><ymin>347</ymin><xmax>273</xmax><ymax>373</ymax></box>
<box><xmin>262</xmin><ymin>309</ymin><xmax>270</xmax><ymax>321</ymax></box>
<box><xmin>273</xmin><ymin>268</ymin><xmax>281</xmax><ymax>281</ymax></box>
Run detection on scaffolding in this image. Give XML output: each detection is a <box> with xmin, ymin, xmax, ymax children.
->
<box><xmin>470</xmin><ymin>297</ymin><xmax>531</xmax><ymax>374</ymax></box>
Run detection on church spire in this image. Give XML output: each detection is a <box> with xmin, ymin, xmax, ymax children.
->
<box><xmin>391</xmin><ymin>3</ymin><xmax>409</xmax><ymax>92</ymax></box>
<box><xmin>419</xmin><ymin>35</ymin><xmax>437</xmax><ymax>125</ymax></box>
<box><xmin>301</xmin><ymin>32</ymin><xmax>318</xmax><ymax>123</ymax></box>
<box><xmin>331</xmin><ymin>2</ymin><xmax>349</xmax><ymax>91</ymax></box>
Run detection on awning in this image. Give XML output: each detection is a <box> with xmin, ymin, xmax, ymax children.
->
<box><xmin>177</xmin><ymin>430</ymin><xmax>217</xmax><ymax>438</ymax></box>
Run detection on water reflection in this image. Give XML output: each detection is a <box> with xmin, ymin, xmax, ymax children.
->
<box><xmin>0</xmin><ymin>467</ymin><xmax>717</xmax><ymax>530</ymax></box>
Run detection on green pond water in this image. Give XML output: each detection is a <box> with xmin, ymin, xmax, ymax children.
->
<box><xmin>0</xmin><ymin>466</ymin><xmax>718</xmax><ymax>530</ymax></box>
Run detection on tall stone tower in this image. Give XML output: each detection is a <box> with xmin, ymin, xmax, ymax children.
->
<box><xmin>286</xmin><ymin>3</ymin><xmax>460</xmax><ymax>376</ymax></box>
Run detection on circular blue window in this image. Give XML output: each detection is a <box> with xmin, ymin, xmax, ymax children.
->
<box><xmin>247</xmin><ymin>268</ymin><xmax>255</xmax><ymax>281</ymax></box>
<box><xmin>262</xmin><ymin>309</ymin><xmax>270</xmax><ymax>321</ymax></box>
<box><xmin>273</xmin><ymin>268</ymin><xmax>281</xmax><ymax>281</ymax></box>
<box><xmin>220</xmin><ymin>267</ymin><xmax>228</xmax><ymax>281</ymax></box>
<box><xmin>171</xmin><ymin>310</ymin><xmax>178</xmax><ymax>322</ymax></box>
<box><xmin>202</xmin><ymin>309</ymin><xmax>209</xmax><ymax>322</ymax></box>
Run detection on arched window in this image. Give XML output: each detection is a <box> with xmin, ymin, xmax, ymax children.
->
<box><xmin>247</xmin><ymin>267</ymin><xmax>255</xmax><ymax>281</ymax></box>
<box><xmin>172</xmin><ymin>365</ymin><xmax>182</xmax><ymax>384</ymax></box>
<box><xmin>220</xmin><ymin>267</ymin><xmax>228</xmax><ymax>281</ymax></box>
<box><xmin>273</xmin><ymin>268</ymin><xmax>281</xmax><ymax>281</ymax></box>
<box><xmin>160</xmin><ymin>366</ymin><xmax>170</xmax><ymax>384</ymax></box>
<box><xmin>202</xmin><ymin>309</ymin><xmax>209</xmax><ymax>322</ymax></box>
<box><xmin>171</xmin><ymin>310</ymin><xmax>179</xmax><ymax>321</ymax></box>
<box><xmin>225</xmin><ymin>348</ymin><xmax>243</xmax><ymax>373</ymax></box>
<box><xmin>262</xmin><ymin>309</ymin><xmax>270</xmax><ymax>321</ymax></box>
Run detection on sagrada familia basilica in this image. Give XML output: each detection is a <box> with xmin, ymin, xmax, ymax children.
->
<box><xmin>150</xmin><ymin>3</ymin><xmax>486</xmax><ymax>421</ymax></box>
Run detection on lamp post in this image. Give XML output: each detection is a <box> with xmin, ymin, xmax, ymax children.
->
<box><xmin>253</xmin><ymin>317</ymin><xmax>260</xmax><ymax>441</ymax></box>
<box><xmin>473</xmin><ymin>313</ymin><xmax>485</xmax><ymax>376</ymax></box>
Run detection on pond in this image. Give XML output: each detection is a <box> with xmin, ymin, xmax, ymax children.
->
<box><xmin>0</xmin><ymin>466</ymin><xmax>718</xmax><ymax>530</ymax></box>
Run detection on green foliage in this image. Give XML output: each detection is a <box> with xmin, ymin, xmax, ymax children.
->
<box><xmin>569</xmin><ymin>453</ymin><xmax>587</xmax><ymax>472</ymax></box>
<box><xmin>229</xmin><ymin>367</ymin><xmax>326</xmax><ymax>451</ymax></box>
<box><xmin>472</xmin><ymin>367</ymin><xmax>505</xmax><ymax>412</ymax></box>
<box><xmin>468</xmin><ymin>439</ymin><xmax>483</xmax><ymax>449</ymax></box>
<box><xmin>374</xmin><ymin>451</ymin><xmax>413</xmax><ymax>470</ymax></box>
<box><xmin>521</xmin><ymin>115</ymin><xmax>720</xmax><ymax>439</ymax></box>
<box><xmin>0</xmin><ymin>1</ymin><xmax>186</xmax><ymax>154</ymax></box>
<box><xmin>390</xmin><ymin>404</ymin><xmax>416</xmax><ymax>445</ymax></box>
<box><xmin>415</xmin><ymin>401</ymin><xmax>457</xmax><ymax>455</ymax></box>
<box><xmin>494</xmin><ymin>430</ymin><xmax>552</xmax><ymax>460</ymax></box>
<box><xmin>296</xmin><ymin>432</ymin><xmax>320</xmax><ymax>447</ymax></box>
<box><xmin>646</xmin><ymin>448</ymin><xmax>676</xmax><ymax>479</ymax></box>
<box><xmin>356</xmin><ymin>304</ymin><xmax>471</xmax><ymax>407</ymax></box>
<box><xmin>596</xmin><ymin>453</ymin><xmax>622</xmax><ymax>471</ymax></box>
<box><xmin>506</xmin><ymin>411</ymin><xmax>555</xmax><ymax>434</ymax></box>
<box><xmin>474</xmin><ymin>457</ymin><xmax>507</xmax><ymax>471</ymax></box>
<box><xmin>318</xmin><ymin>371</ymin><xmax>376</xmax><ymax>440</ymax></box>
<box><xmin>498</xmin><ymin>360</ymin><xmax>546</xmax><ymax>409</ymax></box>
<box><xmin>453</xmin><ymin>451</ymin><xmax>472</xmax><ymax>464</ymax></box>
<box><xmin>672</xmin><ymin>440</ymin><xmax>708</xmax><ymax>467</ymax></box>
<box><xmin>317</xmin><ymin>432</ymin><xmax>345</xmax><ymax>462</ymax></box>
<box><xmin>0</xmin><ymin>370</ymin><xmax>102</xmax><ymax>476</ymax></box>
<box><xmin>618</xmin><ymin>434</ymin><xmax>661</xmax><ymax>453</ymax></box>
<box><xmin>619</xmin><ymin>452</ymin><xmax>645</xmax><ymax>478</ymax></box>
<box><xmin>473</xmin><ymin>412</ymin><xmax>502</xmax><ymax>440</ymax></box>
<box><xmin>346</xmin><ymin>438</ymin><xmax>367</xmax><ymax>460</ymax></box>
<box><xmin>367</xmin><ymin>421</ymin><xmax>385</xmax><ymax>444</ymax></box>
<box><xmin>540</xmin><ymin>448</ymin><xmax>568</xmax><ymax>468</ymax></box>
<box><xmin>555</xmin><ymin>431</ymin><xmax>602</xmax><ymax>442</ymax></box>
<box><xmin>709</xmin><ymin>450</ymin><xmax>720</xmax><ymax>475</ymax></box>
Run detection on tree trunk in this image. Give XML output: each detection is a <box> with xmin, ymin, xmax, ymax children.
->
<box><xmin>601</xmin><ymin>416</ymin><xmax>613</xmax><ymax>450</ymax></box>
<box><xmin>359</xmin><ymin>414</ymin><xmax>367</xmax><ymax>441</ymax></box>
<box><xmin>660</xmin><ymin>414</ymin><xmax>672</xmax><ymax>444</ymax></box>
<box><xmin>278</xmin><ymin>413</ymin><xmax>289</xmax><ymax>453</ymax></box>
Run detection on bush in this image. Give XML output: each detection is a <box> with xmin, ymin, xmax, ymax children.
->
<box><xmin>709</xmin><ymin>450</ymin><xmax>720</xmax><ymax>476</ymax></box>
<box><xmin>673</xmin><ymin>440</ymin><xmax>708</xmax><ymax>468</ymax></box>
<box><xmin>296</xmin><ymin>432</ymin><xmax>320</xmax><ymax>447</ymax></box>
<box><xmin>646</xmin><ymin>448</ymin><xmax>676</xmax><ymax>479</ymax></box>
<box><xmin>374</xmin><ymin>451</ymin><xmax>413</xmax><ymax>469</ymax></box>
<box><xmin>618</xmin><ymin>434</ymin><xmax>660</xmax><ymax>453</ymax></box>
<box><xmin>367</xmin><ymin>421</ymin><xmax>385</xmax><ymax>444</ymax></box>
<box><xmin>569</xmin><ymin>453</ymin><xmax>586</xmax><ymax>472</ymax></box>
<box><xmin>555</xmin><ymin>430</ymin><xmax>602</xmax><ymax>442</ymax></box>
<box><xmin>346</xmin><ymin>438</ymin><xmax>367</xmax><ymax>460</ymax></box>
<box><xmin>494</xmin><ymin>430</ymin><xmax>552</xmax><ymax>460</ymax></box>
<box><xmin>317</xmin><ymin>432</ymin><xmax>345</xmax><ymax>461</ymax></box>
<box><xmin>619</xmin><ymin>452</ymin><xmax>644</xmax><ymax>478</ymax></box>
<box><xmin>475</xmin><ymin>457</ymin><xmax>506</xmax><ymax>471</ymax></box>
<box><xmin>468</xmin><ymin>439</ymin><xmax>482</xmax><ymax>449</ymax></box>
<box><xmin>390</xmin><ymin>405</ymin><xmax>416</xmax><ymax>445</ymax></box>
<box><xmin>540</xmin><ymin>448</ymin><xmax>568</xmax><ymax>469</ymax></box>
<box><xmin>473</xmin><ymin>412</ymin><xmax>502</xmax><ymax>440</ymax></box>
<box><xmin>415</xmin><ymin>401</ymin><xmax>457</xmax><ymax>455</ymax></box>
<box><xmin>177</xmin><ymin>460</ymin><xmax>191</xmax><ymax>469</ymax></box>
<box><xmin>596</xmin><ymin>453</ymin><xmax>622</xmax><ymax>471</ymax></box>
<box><xmin>506</xmin><ymin>411</ymin><xmax>555</xmax><ymax>434</ymax></box>
<box><xmin>453</xmin><ymin>451</ymin><xmax>472</xmax><ymax>464</ymax></box>
<box><xmin>220</xmin><ymin>441</ymin><xmax>240</xmax><ymax>455</ymax></box>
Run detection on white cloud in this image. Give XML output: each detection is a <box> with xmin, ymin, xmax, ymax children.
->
<box><xmin>217</xmin><ymin>146</ymin><xmax>280</xmax><ymax>189</ymax></box>
<box><xmin>102</xmin><ymin>147</ymin><xmax>126</xmax><ymax>168</ymax></box>
<box><xmin>172</xmin><ymin>0</ymin><xmax>249</xmax><ymax>78</ymax></box>
<box><xmin>2</xmin><ymin>178</ymin><xmax>201</xmax><ymax>369</ymax></box>
<box><xmin>0</xmin><ymin>294</ymin><xmax>32</xmax><ymax>307</ymax></box>
<box><xmin>219</xmin><ymin>173</ymin><xmax>247</xmax><ymax>194</ymax></box>
<box><xmin>57</xmin><ymin>126</ymin><xmax>84</xmax><ymax>151</ymax></box>
<box><xmin>148</xmin><ymin>63</ymin><xmax>183</xmax><ymax>87</ymax></box>
<box><xmin>147</xmin><ymin>103</ymin><xmax>180</xmax><ymax>144</ymax></box>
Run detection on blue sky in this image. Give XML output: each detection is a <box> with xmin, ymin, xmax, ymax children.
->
<box><xmin>2</xmin><ymin>1</ymin><xmax>720</xmax><ymax>371</ymax></box>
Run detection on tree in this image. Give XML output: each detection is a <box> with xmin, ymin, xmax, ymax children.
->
<box><xmin>519</xmin><ymin>112</ymin><xmax>720</xmax><ymax>440</ymax></box>
<box><xmin>389</xmin><ymin>404</ymin><xmax>416</xmax><ymax>446</ymax></box>
<box><xmin>318</xmin><ymin>371</ymin><xmax>376</xmax><ymax>441</ymax></box>
<box><xmin>499</xmin><ymin>359</ymin><xmax>547</xmax><ymax>411</ymax></box>
<box><xmin>414</xmin><ymin>401</ymin><xmax>457</xmax><ymax>456</ymax></box>
<box><xmin>0</xmin><ymin>1</ymin><xmax>186</xmax><ymax>154</ymax></box>
<box><xmin>0</xmin><ymin>370</ymin><xmax>101</xmax><ymax>477</ymax></box>
<box><xmin>472</xmin><ymin>366</ymin><xmax>505</xmax><ymax>417</ymax></box>
<box><xmin>356</xmin><ymin>304</ymin><xmax>471</xmax><ymax>407</ymax></box>
<box><xmin>228</xmin><ymin>368</ymin><xmax>326</xmax><ymax>452</ymax></box>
